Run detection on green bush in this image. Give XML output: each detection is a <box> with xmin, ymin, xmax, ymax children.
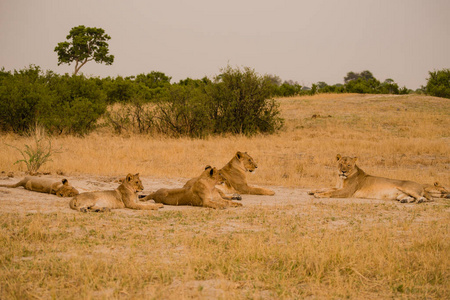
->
<box><xmin>39</xmin><ymin>74</ymin><xmax>107</xmax><ymax>135</ymax></box>
<box><xmin>208</xmin><ymin>66</ymin><xmax>284</xmax><ymax>135</ymax></box>
<box><xmin>426</xmin><ymin>69</ymin><xmax>450</xmax><ymax>99</ymax></box>
<box><xmin>0</xmin><ymin>66</ymin><xmax>106</xmax><ymax>135</ymax></box>
<box><xmin>154</xmin><ymin>84</ymin><xmax>212</xmax><ymax>138</ymax></box>
<box><xmin>0</xmin><ymin>66</ymin><xmax>52</xmax><ymax>133</ymax></box>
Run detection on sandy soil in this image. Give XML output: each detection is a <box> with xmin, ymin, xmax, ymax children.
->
<box><xmin>0</xmin><ymin>173</ymin><xmax>392</xmax><ymax>214</ymax></box>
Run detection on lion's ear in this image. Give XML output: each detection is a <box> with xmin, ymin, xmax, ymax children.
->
<box><xmin>434</xmin><ymin>182</ymin><xmax>440</xmax><ymax>187</ymax></box>
<box><xmin>204</xmin><ymin>165</ymin><xmax>212</xmax><ymax>170</ymax></box>
<box><xmin>126</xmin><ymin>174</ymin><xmax>133</xmax><ymax>182</ymax></box>
<box><xmin>209</xmin><ymin>168</ymin><xmax>214</xmax><ymax>176</ymax></box>
<box><xmin>353</xmin><ymin>157</ymin><xmax>358</xmax><ymax>162</ymax></box>
<box><xmin>336</xmin><ymin>154</ymin><xmax>341</xmax><ymax>161</ymax></box>
<box><xmin>62</xmin><ymin>179</ymin><xmax>68</xmax><ymax>185</ymax></box>
<box><xmin>236</xmin><ymin>151</ymin><xmax>242</xmax><ymax>159</ymax></box>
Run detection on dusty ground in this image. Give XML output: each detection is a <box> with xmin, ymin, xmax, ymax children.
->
<box><xmin>0</xmin><ymin>173</ymin><xmax>395</xmax><ymax>215</ymax></box>
<box><xmin>1</xmin><ymin>173</ymin><xmax>449</xmax><ymax>299</ymax></box>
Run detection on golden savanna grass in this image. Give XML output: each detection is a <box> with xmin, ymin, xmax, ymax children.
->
<box><xmin>0</xmin><ymin>93</ymin><xmax>449</xmax><ymax>299</ymax></box>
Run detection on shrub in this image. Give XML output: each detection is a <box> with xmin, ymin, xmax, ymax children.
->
<box><xmin>208</xmin><ymin>66</ymin><xmax>284</xmax><ymax>135</ymax></box>
<box><xmin>105</xmin><ymin>98</ymin><xmax>154</xmax><ymax>134</ymax></box>
<box><xmin>426</xmin><ymin>69</ymin><xmax>450</xmax><ymax>99</ymax></box>
<box><xmin>0</xmin><ymin>66</ymin><xmax>52</xmax><ymax>133</ymax></box>
<box><xmin>6</xmin><ymin>125</ymin><xmax>60</xmax><ymax>174</ymax></box>
<box><xmin>154</xmin><ymin>84</ymin><xmax>212</xmax><ymax>138</ymax></box>
<box><xmin>39</xmin><ymin>74</ymin><xmax>107</xmax><ymax>135</ymax></box>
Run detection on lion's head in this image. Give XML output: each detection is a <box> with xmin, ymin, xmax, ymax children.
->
<box><xmin>236</xmin><ymin>151</ymin><xmax>258</xmax><ymax>172</ymax></box>
<box><xmin>124</xmin><ymin>173</ymin><xmax>144</xmax><ymax>192</ymax></box>
<box><xmin>432</xmin><ymin>182</ymin><xmax>449</xmax><ymax>194</ymax></box>
<box><xmin>204</xmin><ymin>166</ymin><xmax>227</xmax><ymax>184</ymax></box>
<box><xmin>336</xmin><ymin>154</ymin><xmax>358</xmax><ymax>179</ymax></box>
<box><xmin>55</xmin><ymin>179</ymin><xmax>79</xmax><ymax>197</ymax></box>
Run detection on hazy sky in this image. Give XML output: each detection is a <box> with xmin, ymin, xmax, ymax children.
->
<box><xmin>1</xmin><ymin>0</ymin><xmax>449</xmax><ymax>89</ymax></box>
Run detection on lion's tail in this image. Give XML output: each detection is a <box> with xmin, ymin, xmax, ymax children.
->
<box><xmin>0</xmin><ymin>182</ymin><xmax>20</xmax><ymax>188</ymax></box>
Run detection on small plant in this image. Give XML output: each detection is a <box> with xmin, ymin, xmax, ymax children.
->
<box><xmin>6</xmin><ymin>126</ymin><xmax>60</xmax><ymax>175</ymax></box>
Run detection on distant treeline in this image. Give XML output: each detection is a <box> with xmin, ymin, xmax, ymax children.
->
<box><xmin>0</xmin><ymin>65</ymin><xmax>447</xmax><ymax>137</ymax></box>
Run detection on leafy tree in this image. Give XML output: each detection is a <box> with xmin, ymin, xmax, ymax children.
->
<box><xmin>426</xmin><ymin>69</ymin><xmax>450</xmax><ymax>99</ymax></box>
<box><xmin>344</xmin><ymin>70</ymin><xmax>374</xmax><ymax>83</ymax></box>
<box><xmin>316</xmin><ymin>81</ymin><xmax>328</xmax><ymax>89</ymax></box>
<box><xmin>360</xmin><ymin>70</ymin><xmax>375</xmax><ymax>81</ymax></box>
<box><xmin>54</xmin><ymin>25</ymin><xmax>114</xmax><ymax>75</ymax></box>
<box><xmin>344</xmin><ymin>71</ymin><xmax>359</xmax><ymax>83</ymax></box>
<box><xmin>380</xmin><ymin>78</ymin><xmax>399</xmax><ymax>94</ymax></box>
<box><xmin>266</xmin><ymin>74</ymin><xmax>282</xmax><ymax>86</ymax></box>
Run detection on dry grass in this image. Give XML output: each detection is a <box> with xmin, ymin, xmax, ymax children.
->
<box><xmin>1</xmin><ymin>93</ymin><xmax>449</xmax><ymax>188</ymax></box>
<box><xmin>1</xmin><ymin>93</ymin><xmax>449</xmax><ymax>299</ymax></box>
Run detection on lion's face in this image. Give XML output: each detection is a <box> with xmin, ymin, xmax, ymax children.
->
<box><xmin>433</xmin><ymin>182</ymin><xmax>449</xmax><ymax>194</ymax></box>
<box><xmin>55</xmin><ymin>179</ymin><xmax>79</xmax><ymax>197</ymax></box>
<box><xmin>206</xmin><ymin>167</ymin><xmax>227</xmax><ymax>184</ymax></box>
<box><xmin>126</xmin><ymin>173</ymin><xmax>144</xmax><ymax>192</ymax></box>
<box><xmin>237</xmin><ymin>151</ymin><xmax>258</xmax><ymax>172</ymax></box>
<box><xmin>336</xmin><ymin>154</ymin><xmax>358</xmax><ymax>179</ymax></box>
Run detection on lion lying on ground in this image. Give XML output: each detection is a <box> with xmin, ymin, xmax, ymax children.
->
<box><xmin>218</xmin><ymin>151</ymin><xmax>275</xmax><ymax>196</ymax></box>
<box><xmin>423</xmin><ymin>182</ymin><xmax>450</xmax><ymax>199</ymax></box>
<box><xmin>311</xmin><ymin>154</ymin><xmax>433</xmax><ymax>203</ymax></box>
<box><xmin>183</xmin><ymin>166</ymin><xmax>242</xmax><ymax>201</ymax></box>
<box><xmin>0</xmin><ymin>176</ymin><xmax>79</xmax><ymax>197</ymax></box>
<box><xmin>69</xmin><ymin>173</ymin><xmax>163</xmax><ymax>212</ymax></box>
<box><xmin>140</xmin><ymin>166</ymin><xmax>242</xmax><ymax>209</ymax></box>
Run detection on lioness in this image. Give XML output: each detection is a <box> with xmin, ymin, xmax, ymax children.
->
<box><xmin>69</xmin><ymin>173</ymin><xmax>163</xmax><ymax>212</ymax></box>
<box><xmin>312</xmin><ymin>154</ymin><xmax>432</xmax><ymax>203</ymax></box>
<box><xmin>218</xmin><ymin>151</ymin><xmax>275</xmax><ymax>196</ymax></box>
<box><xmin>424</xmin><ymin>182</ymin><xmax>450</xmax><ymax>199</ymax></box>
<box><xmin>140</xmin><ymin>167</ymin><xmax>242</xmax><ymax>209</ymax></box>
<box><xmin>183</xmin><ymin>166</ymin><xmax>242</xmax><ymax>200</ymax></box>
<box><xmin>0</xmin><ymin>176</ymin><xmax>79</xmax><ymax>197</ymax></box>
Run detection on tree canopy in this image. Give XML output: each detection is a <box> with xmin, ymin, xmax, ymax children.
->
<box><xmin>54</xmin><ymin>25</ymin><xmax>114</xmax><ymax>75</ymax></box>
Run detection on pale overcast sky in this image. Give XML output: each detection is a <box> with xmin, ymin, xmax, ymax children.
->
<box><xmin>1</xmin><ymin>0</ymin><xmax>449</xmax><ymax>89</ymax></box>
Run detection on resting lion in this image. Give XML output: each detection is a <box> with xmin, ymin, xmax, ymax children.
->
<box><xmin>311</xmin><ymin>154</ymin><xmax>433</xmax><ymax>203</ymax></box>
<box><xmin>424</xmin><ymin>182</ymin><xmax>450</xmax><ymax>199</ymax></box>
<box><xmin>140</xmin><ymin>166</ymin><xmax>242</xmax><ymax>209</ymax></box>
<box><xmin>0</xmin><ymin>176</ymin><xmax>79</xmax><ymax>197</ymax></box>
<box><xmin>218</xmin><ymin>151</ymin><xmax>275</xmax><ymax>196</ymax></box>
<box><xmin>69</xmin><ymin>173</ymin><xmax>163</xmax><ymax>212</ymax></box>
<box><xmin>183</xmin><ymin>166</ymin><xmax>242</xmax><ymax>201</ymax></box>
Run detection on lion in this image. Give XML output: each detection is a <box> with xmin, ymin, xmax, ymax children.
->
<box><xmin>140</xmin><ymin>166</ymin><xmax>242</xmax><ymax>209</ymax></box>
<box><xmin>217</xmin><ymin>151</ymin><xmax>275</xmax><ymax>196</ymax></box>
<box><xmin>311</xmin><ymin>154</ymin><xmax>433</xmax><ymax>203</ymax></box>
<box><xmin>0</xmin><ymin>176</ymin><xmax>79</xmax><ymax>197</ymax></box>
<box><xmin>423</xmin><ymin>182</ymin><xmax>450</xmax><ymax>199</ymax></box>
<box><xmin>183</xmin><ymin>166</ymin><xmax>242</xmax><ymax>201</ymax></box>
<box><xmin>69</xmin><ymin>173</ymin><xmax>163</xmax><ymax>212</ymax></box>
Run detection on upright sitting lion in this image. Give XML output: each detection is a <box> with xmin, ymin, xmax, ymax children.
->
<box><xmin>140</xmin><ymin>166</ymin><xmax>242</xmax><ymax>209</ymax></box>
<box><xmin>0</xmin><ymin>176</ymin><xmax>79</xmax><ymax>197</ymax></box>
<box><xmin>311</xmin><ymin>154</ymin><xmax>432</xmax><ymax>203</ymax></box>
<box><xmin>69</xmin><ymin>173</ymin><xmax>163</xmax><ymax>212</ymax></box>
<box><xmin>218</xmin><ymin>151</ymin><xmax>275</xmax><ymax>196</ymax></box>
